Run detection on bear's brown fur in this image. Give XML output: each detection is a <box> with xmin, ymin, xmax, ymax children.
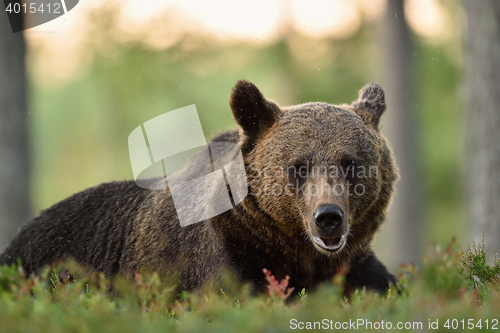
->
<box><xmin>0</xmin><ymin>80</ymin><xmax>399</xmax><ymax>293</ymax></box>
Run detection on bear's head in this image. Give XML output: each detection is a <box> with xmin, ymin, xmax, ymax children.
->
<box><xmin>230</xmin><ymin>80</ymin><xmax>398</xmax><ymax>257</ymax></box>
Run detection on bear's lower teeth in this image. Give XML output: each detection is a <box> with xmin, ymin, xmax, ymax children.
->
<box><xmin>322</xmin><ymin>237</ymin><xmax>341</xmax><ymax>247</ymax></box>
<box><xmin>312</xmin><ymin>235</ymin><xmax>345</xmax><ymax>251</ymax></box>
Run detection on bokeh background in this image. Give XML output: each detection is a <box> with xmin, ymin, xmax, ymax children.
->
<box><xmin>2</xmin><ymin>0</ymin><xmax>497</xmax><ymax>271</ymax></box>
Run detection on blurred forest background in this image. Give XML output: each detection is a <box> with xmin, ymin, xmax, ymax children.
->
<box><xmin>1</xmin><ymin>0</ymin><xmax>498</xmax><ymax>271</ymax></box>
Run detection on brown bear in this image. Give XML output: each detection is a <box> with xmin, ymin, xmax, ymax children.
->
<box><xmin>0</xmin><ymin>80</ymin><xmax>399</xmax><ymax>294</ymax></box>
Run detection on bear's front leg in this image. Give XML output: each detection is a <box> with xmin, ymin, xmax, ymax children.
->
<box><xmin>344</xmin><ymin>250</ymin><xmax>397</xmax><ymax>295</ymax></box>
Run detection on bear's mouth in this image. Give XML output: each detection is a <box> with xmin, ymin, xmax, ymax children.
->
<box><xmin>311</xmin><ymin>235</ymin><xmax>346</xmax><ymax>252</ymax></box>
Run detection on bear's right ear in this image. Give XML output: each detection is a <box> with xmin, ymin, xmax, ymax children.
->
<box><xmin>229</xmin><ymin>80</ymin><xmax>282</xmax><ymax>141</ymax></box>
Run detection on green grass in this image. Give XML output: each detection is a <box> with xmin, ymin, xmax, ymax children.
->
<box><xmin>1</xmin><ymin>239</ymin><xmax>499</xmax><ymax>333</ymax></box>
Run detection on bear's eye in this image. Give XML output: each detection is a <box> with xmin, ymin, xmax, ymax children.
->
<box><xmin>340</xmin><ymin>158</ymin><xmax>360</xmax><ymax>181</ymax></box>
<box><xmin>287</xmin><ymin>161</ymin><xmax>308</xmax><ymax>187</ymax></box>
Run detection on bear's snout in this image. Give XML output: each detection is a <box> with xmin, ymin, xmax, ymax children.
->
<box><xmin>313</xmin><ymin>204</ymin><xmax>344</xmax><ymax>233</ymax></box>
<box><xmin>309</xmin><ymin>204</ymin><xmax>349</xmax><ymax>253</ymax></box>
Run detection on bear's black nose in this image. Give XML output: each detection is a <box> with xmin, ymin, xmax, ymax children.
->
<box><xmin>313</xmin><ymin>205</ymin><xmax>344</xmax><ymax>233</ymax></box>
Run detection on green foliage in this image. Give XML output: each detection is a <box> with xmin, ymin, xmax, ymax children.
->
<box><xmin>1</xmin><ymin>240</ymin><xmax>499</xmax><ymax>332</ymax></box>
<box><xmin>458</xmin><ymin>238</ymin><xmax>500</xmax><ymax>302</ymax></box>
<box><xmin>420</xmin><ymin>237</ymin><xmax>465</xmax><ymax>297</ymax></box>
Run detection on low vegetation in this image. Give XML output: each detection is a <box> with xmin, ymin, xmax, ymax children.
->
<box><xmin>1</xmin><ymin>238</ymin><xmax>499</xmax><ymax>332</ymax></box>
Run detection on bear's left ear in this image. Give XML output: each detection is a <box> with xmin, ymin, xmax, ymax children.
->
<box><xmin>352</xmin><ymin>82</ymin><xmax>386</xmax><ymax>131</ymax></box>
<box><xmin>229</xmin><ymin>80</ymin><xmax>282</xmax><ymax>142</ymax></box>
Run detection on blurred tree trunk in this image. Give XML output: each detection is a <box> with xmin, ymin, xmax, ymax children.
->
<box><xmin>465</xmin><ymin>0</ymin><xmax>500</xmax><ymax>259</ymax></box>
<box><xmin>0</xmin><ymin>15</ymin><xmax>31</xmax><ymax>251</ymax></box>
<box><xmin>374</xmin><ymin>0</ymin><xmax>422</xmax><ymax>270</ymax></box>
